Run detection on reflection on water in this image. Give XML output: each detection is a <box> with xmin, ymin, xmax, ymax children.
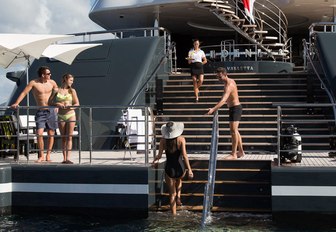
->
<box><xmin>1</xmin><ymin>210</ymin><xmax>336</xmax><ymax>231</ymax></box>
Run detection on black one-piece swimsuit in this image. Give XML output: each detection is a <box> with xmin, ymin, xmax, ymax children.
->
<box><xmin>165</xmin><ymin>139</ymin><xmax>185</xmax><ymax>178</ymax></box>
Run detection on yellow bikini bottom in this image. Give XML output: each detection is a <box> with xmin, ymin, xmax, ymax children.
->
<box><xmin>58</xmin><ymin>113</ymin><xmax>76</xmax><ymax>122</ymax></box>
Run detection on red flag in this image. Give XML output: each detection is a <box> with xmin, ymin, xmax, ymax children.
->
<box><xmin>243</xmin><ymin>0</ymin><xmax>255</xmax><ymax>24</ymax></box>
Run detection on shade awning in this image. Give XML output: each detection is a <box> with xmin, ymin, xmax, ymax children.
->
<box><xmin>0</xmin><ymin>34</ymin><xmax>73</xmax><ymax>68</ymax></box>
<box><xmin>42</xmin><ymin>43</ymin><xmax>102</xmax><ymax>65</ymax></box>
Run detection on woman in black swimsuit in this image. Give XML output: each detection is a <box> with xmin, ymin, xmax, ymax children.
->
<box><xmin>153</xmin><ymin>121</ymin><xmax>193</xmax><ymax>215</ymax></box>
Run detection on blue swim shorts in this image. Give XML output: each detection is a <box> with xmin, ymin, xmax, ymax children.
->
<box><xmin>35</xmin><ymin>108</ymin><xmax>58</xmax><ymax>130</ymax></box>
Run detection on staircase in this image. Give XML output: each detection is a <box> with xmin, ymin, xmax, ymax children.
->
<box><xmin>153</xmin><ymin>159</ymin><xmax>272</xmax><ymax>212</ymax></box>
<box><xmin>155</xmin><ymin>72</ymin><xmax>332</xmax><ymax>153</ymax></box>
<box><xmin>195</xmin><ymin>0</ymin><xmax>290</xmax><ymax>61</ymax></box>
<box><xmin>152</xmin><ymin>71</ymin><xmax>333</xmax><ymax>212</ymax></box>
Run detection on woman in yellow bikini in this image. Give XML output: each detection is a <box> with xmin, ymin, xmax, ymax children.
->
<box><xmin>49</xmin><ymin>74</ymin><xmax>79</xmax><ymax>164</ymax></box>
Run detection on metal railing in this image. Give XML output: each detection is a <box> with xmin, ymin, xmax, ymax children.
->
<box><xmin>70</xmin><ymin>27</ymin><xmax>174</xmax><ymax>73</ymax></box>
<box><xmin>196</xmin><ymin>0</ymin><xmax>290</xmax><ymax>61</ymax></box>
<box><xmin>275</xmin><ymin>103</ymin><xmax>336</xmax><ymax>166</ymax></box>
<box><xmin>302</xmin><ymin>38</ymin><xmax>336</xmax><ymax>122</ymax></box>
<box><xmin>0</xmin><ymin>105</ymin><xmax>155</xmax><ymax>164</ymax></box>
<box><xmin>128</xmin><ymin>41</ymin><xmax>176</xmax><ymax>106</ymax></box>
<box><xmin>305</xmin><ymin>22</ymin><xmax>336</xmax><ymax>70</ymax></box>
<box><xmin>201</xmin><ymin>111</ymin><xmax>219</xmax><ymax>228</ymax></box>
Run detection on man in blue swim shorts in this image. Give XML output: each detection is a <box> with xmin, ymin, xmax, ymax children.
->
<box><xmin>11</xmin><ymin>66</ymin><xmax>58</xmax><ymax>162</ymax></box>
<box><xmin>206</xmin><ymin>67</ymin><xmax>245</xmax><ymax>159</ymax></box>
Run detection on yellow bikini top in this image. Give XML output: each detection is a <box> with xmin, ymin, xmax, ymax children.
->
<box><xmin>55</xmin><ymin>92</ymin><xmax>72</xmax><ymax>102</ymax></box>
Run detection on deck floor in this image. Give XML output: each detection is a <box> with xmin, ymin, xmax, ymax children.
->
<box><xmin>1</xmin><ymin>150</ymin><xmax>336</xmax><ymax>167</ymax></box>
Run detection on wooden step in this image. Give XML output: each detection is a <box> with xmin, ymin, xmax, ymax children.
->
<box><xmin>162</xmin><ymin>101</ymin><xmax>306</xmax><ymax>106</ymax></box>
<box><xmin>163</xmin><ymin>95</ymin><xmax>307</xmax><ymax>100</ymax></box>
<box><xmin>216</xmin><ymin>8</ymin><xmax>235</xmax><ymax>14</ymax></box>
<box><xmin>166</xmin><ymin>76</ymin><xmax>307</xmax><ymax>82</ymax></box>
<box><xmin>154</xmin><ymin>193</ymin><xmax>271</xmax><ymax>211</ymax></box>
<box><xmin>264</xmin><ymin>42</ymin><xmax>285</xmax><ymax>47</ymax></box>
<box><xmin>223</xmin><ymin>13</ymin><xmax>240</xmax><ymax>20</ymax></box>
<box><xmin>210</xmin><ymin>3</ymin><xmax>231</xmax><ymax>9</ymax></box>
<box><xmin>164</xmin><ymin>83</ymin><xmax>307</xmax><ymax>88</ymax></box>
<box><xmin>241</xmin><ymin>24</ymin><xmax>257</xmax><ymax>32</ymax></box>
<box><xmin>198</xmin><ymin>0</ymin><xmax>228</xmax><ymax>3</ymax></box>
<box><xmin>231</xmin><ymin>18</ymin><xmax>245</xmax><ymax>26</ymax></box>
<box><xmin>150</xmin><ymin>205</ymin><xmax>271</xmax><ymax>213</ymax></box>
<box><xmin>157</xmin><ymin>115</ymin><xmax>327</xmax><ymax>121</ymax></box>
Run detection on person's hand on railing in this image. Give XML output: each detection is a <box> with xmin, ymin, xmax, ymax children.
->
<box><xmin>151</xmin><ymin>155</ymin><xmax>160</xmax><ymax>168</ymax></box>
<box><xmin>205</xmin><ymin>107</ymin><xmax>215</xmax><ymax>115</ymax></box>
<box><xmin>187</xmin><ymin>169</ymin><xmax>194</xmax><ymax>180</ymax></box>
<box><xmin>11</xmin><ymin>103</ymin><xmax>19</xmax><ymax>109</ymax></box>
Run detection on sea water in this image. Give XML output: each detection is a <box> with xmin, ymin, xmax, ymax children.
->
<box><xmin>1</xmin><ymin>211</ymin><xmax>336</xmax><ymax>231</ymax></box>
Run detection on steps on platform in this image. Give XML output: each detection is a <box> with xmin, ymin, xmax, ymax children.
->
<box><xmin>151</xmin><ymin>159</ymin><xmax>272</xmax><ymax>213</ymax></box>
<box><xmin>155</xmin><ymin>72</ymin><xmax>333</xmax><ymax>152</ymax></box>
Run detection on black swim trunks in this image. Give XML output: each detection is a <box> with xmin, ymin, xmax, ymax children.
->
<box><xmin>229</xmin><ymin>105</ymin><xmax>243</xmax><ymax>122</ymax></box>
<box><xmin>35</xmin><ymin>108</ymin><xmax>58</xmax><ymax>130</ymax></box>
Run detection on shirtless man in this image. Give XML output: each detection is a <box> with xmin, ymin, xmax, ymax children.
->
<box><xmin>11</xmin><ymin>66</ymin><xmax>58</xmax><ymax>162</ymax></box>
<box><xmin>206</xmin><ymin>67</ymin><xmax>245</xmax><ymax>159</ymax></box>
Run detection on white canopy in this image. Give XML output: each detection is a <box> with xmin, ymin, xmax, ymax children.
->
<box><xmin>0</xmin><ymin>33</ymin><xmax>102</xmax><ymax>105</ymax></box>
<box><xmin>0</xmin><ymin>34</ymin><xmax>73</xmax><ymax>68</ymax></box>
<box><xmin>42</xmin><ymin>43</ymin><xmax>102</xmax><ymax>65</ymax></box>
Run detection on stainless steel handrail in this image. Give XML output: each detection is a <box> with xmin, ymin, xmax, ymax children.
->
<box><xmin>275</xmin><ymin>103</ymin><xmax>336</xmax><ymax>166</ymax></box>
<box><xmin>201</xmin><ymin>110</ymin><xmax>219</xmax><ymax>228</ymax></box>
<box><xmin>128</xmin><ymin>41</ymin><xmax>176</xmax><ymax>106</ymax></box>
<box><xmin>277</xmin><ymin>106</ymin><xmax>281</xmax><ymax>166</ymax></box>
<box><xmin>196</xmin><ymin>0</ymin><xmax>289</xmax><ymax>60</ymax></box>
<box><xmin>302</xmin><ymin>38</ymin><xmax>336</xmax><ymax>122</ymax></box>
<box><xmin>0</xmin><ymin>105</ymin><xmax>154</xmax><ymax>164</ymax></box>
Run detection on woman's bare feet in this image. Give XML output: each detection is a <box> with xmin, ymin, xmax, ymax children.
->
<box><xmin>195</xmin><ymin>89</ymin><xmax>199</xmax><ymax>102</ymax></box>
<box><xmin>35</xmin><ymin>157</ymin><xmax>44</xmax><ymax>163</ymax></box>
<box><xmin>176</xmin><ymin>197</ymin><xmax>182</xmax><ymax>206</ymax></box>
<box><xmin>224</xmin><ymin>154</ymin><xmax>237</xmax><ymax>160</ymax></box>
<box><xmin>237</xmin><ymin>151</ymin><xmax>245</xmax><ymax>158</ymax></box>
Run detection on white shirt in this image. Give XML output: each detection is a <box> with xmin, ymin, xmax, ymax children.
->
<box><xmin>188</xmin><ymin>49</ymin><xmax>206</xmax><ymax>63</ymax></box>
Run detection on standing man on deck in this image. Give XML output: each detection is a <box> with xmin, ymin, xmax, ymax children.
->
<box><xmin>11</xmin><ymin>66</ymin><xmax>58</xmax><ymax>162</ymax></box>
<box><xmin>206</xmin><ymin>67</ymin><xmax>245</xmax><ymax>159</ymax></box>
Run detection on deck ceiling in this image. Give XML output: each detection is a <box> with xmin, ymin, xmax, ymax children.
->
<box><xmin>89</xmin><ymin>0</ymin><xmax>336</xmax><ymax>36</ymax></box>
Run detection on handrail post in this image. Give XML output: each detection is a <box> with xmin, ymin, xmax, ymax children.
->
<box><xmin>201</xmin><ymin>110</ymin><xmax>219</xmax><ymax>228</ymax></box>
<box><xmin>89</xmin><ymin>107</ymin><xmax>93</xmax><ymax>164</ymax></box>
<box><xmin>78</xmin><ymin>107</ymin><xmax>82</xmax><ymax>164</ymax></box>
<box><xmin>145</xmin><ymin>107</ymin><xmax>149</xmax><ymax>164</ymax></box>
<box><xmin>277</xmin><ymin>106</ymin><xmax>281</xmax><ymax>166</ymax></box>
<box><xmin>25</xmin><ymin>107</ymin><xmax>30</xmax><ymax>160</ymax></box>
<box><xmin>16</xmin><ymin>108</ymin><xmax>20</xmax><ymax>161</ymax></box>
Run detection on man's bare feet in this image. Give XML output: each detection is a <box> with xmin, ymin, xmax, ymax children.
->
<box><xmin>237</xmin><ymin>151</ymin><xmax>245</xmax><ymax>158</ymax></box>
<box><xmin>224</xmin><ymin>154</ymin><xmax>237</xmax><ymax>160</ymax></box>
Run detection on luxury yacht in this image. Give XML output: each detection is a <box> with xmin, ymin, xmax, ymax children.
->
<box><xmin>4</xmin><ymin>0</ymin><xmax>335</xmax><ymax>149</ymax></box>
<box><xmin>89</xmin><ymin>0</ymin><xmax>336</xmax><ymax>65</ymax></box>
<box><xmin>1</xmin><ymin>0</ymin><xmax>336</xmax><ymax>221</ymax></box>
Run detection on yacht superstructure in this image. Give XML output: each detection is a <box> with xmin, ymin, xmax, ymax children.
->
<box><xmin>1</xmin><ymin>0</ymin><xmax>336</xmax><ymax>221</ymax></box>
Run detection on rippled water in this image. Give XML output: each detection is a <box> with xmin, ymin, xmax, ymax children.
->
<box><xmin>1</xmin><ymin>210</ymin><xmax>336</xmax><ymax>231</ymax></box>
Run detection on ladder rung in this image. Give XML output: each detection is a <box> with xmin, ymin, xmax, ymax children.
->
<box><xmin>211</xmin><ymin>3</ymin><xmax>231</xmax><ymax>9</ymax></box>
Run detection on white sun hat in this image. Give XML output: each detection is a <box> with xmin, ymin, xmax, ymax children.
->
<box><xmin>161</xmin><ymin>121</ymin><xmax>184</xmax><ymax>139</ymax></box>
